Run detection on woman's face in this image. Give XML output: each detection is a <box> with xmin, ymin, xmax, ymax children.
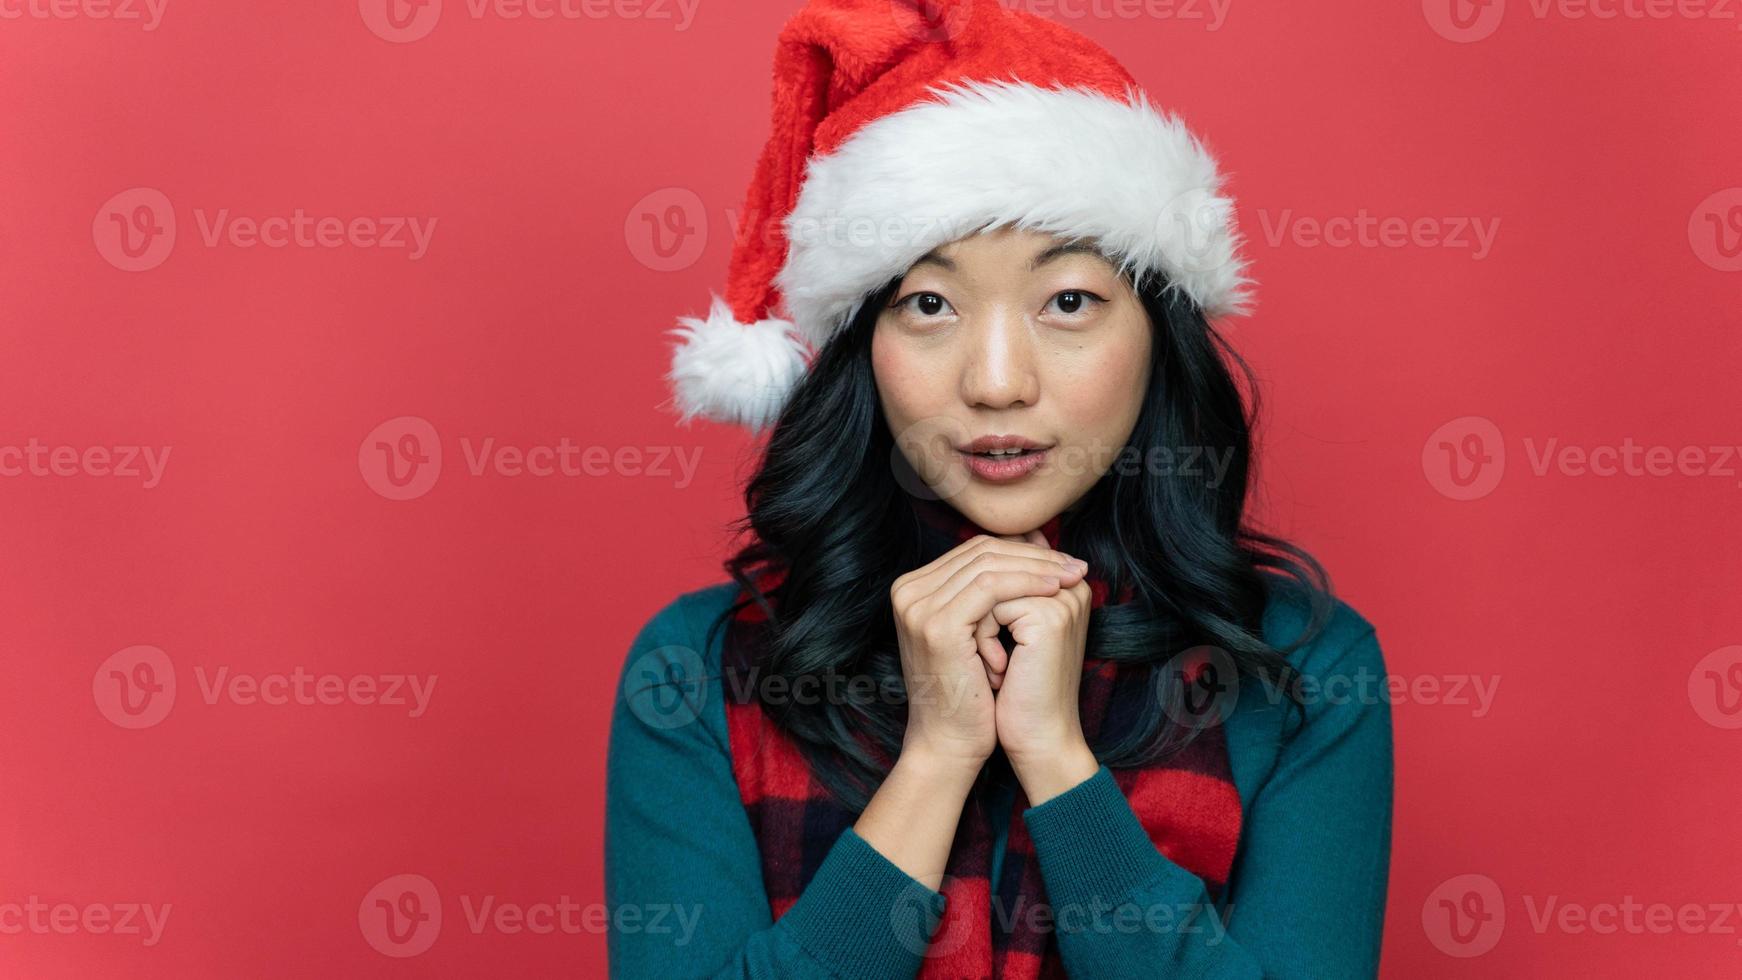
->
<box><xmin>873</xmin><ymin>226</ymin><xmax>1153</xmax><ymax>535</ymax></box>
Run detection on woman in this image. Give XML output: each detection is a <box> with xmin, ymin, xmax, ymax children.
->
<box><xmin>607</xmin><ymin>1</ymin><xmax>1392</xmax><ymax>977</ymax></box>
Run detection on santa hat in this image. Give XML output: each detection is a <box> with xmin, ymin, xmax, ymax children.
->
<box><xmin>665</xmin><ymin>0</ymin><xmax>1253</xmax><ymax>433</ymax></box>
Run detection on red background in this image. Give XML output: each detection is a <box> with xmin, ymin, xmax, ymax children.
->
<box><xmin>3</xmin><ymin>1</ymin><xmax>1740</xmax><ymax>976</ymax></box>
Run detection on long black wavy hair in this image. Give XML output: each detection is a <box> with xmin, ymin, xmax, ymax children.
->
<box><xmin>703</xmin><ymin>265</ymin><xmax>1333</xmax><ymax>810</ymax></box>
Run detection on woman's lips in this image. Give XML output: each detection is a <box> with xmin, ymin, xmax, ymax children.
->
<box><xmin>959</xmin><ymin>447</ymin><xmax>1048</xmax><ymax>483</ymax></box>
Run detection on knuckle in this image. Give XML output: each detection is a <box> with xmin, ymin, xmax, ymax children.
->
<box><xmin>894</xmin><ymin>575</ymin><xmax>925</xmax><ymax>601</ymax></box>
<box><xmin>919</xmin><ymin>619</ymin><xmax>948</xmax><ymax>647</ymax></box>
<box><xmin>903</xmin><ymin>592</ymin><xmax>934</xmax><ymax>624</ymax></box>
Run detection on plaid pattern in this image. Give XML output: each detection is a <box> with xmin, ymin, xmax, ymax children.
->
<box><xmin>722</xmin><ymin>496</ymin><xmax>1243</xmax><ymax>978</ymax></box>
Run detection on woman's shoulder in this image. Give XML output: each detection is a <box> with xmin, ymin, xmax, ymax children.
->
<box><xmin>1257</xmin><ymin>572</ymin><xmax>1386</xmax><ymax>680</ymax></box>
<box><xmin>1211</xmin><ymin>575</ymin><xmax>1393</xmax><ymax>791</ymax></box>
<box><xmin>610</xmin><ymin>582</ymin><xmax>745</xmax><ymax>755</ymax></box>
<box><xmin>618</xmin><ymin>580</ymin><xmax>745</xmax><ymax>690</ymax></box>
<box><xmin>632</xmin><ymin>580</ymin><xmax>741</xmax><ymax>651</ymax></box>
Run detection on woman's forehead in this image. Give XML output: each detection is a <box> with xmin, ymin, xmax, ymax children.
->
<box><xmin>910</xmin><ymin>228</ymin><xmax>1115</xmax><ymax>272</ymax></box>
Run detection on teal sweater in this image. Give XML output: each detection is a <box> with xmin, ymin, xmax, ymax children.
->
<box><xmin>605</xmin><ymin>580</ymin><xmax>1392</xmax><ymax>978</ymax></box>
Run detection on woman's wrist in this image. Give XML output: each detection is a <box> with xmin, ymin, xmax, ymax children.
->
<box><xmin>1008</xmin><ymin>736</ymin><xmax>1100</xmax><ymax>806</ymax></box>
<box><xmin>893</xmin><ymin>739</ymin><xmax>988</xmax><ymax>789</ymax></box>
<box><xmin>854</xmin><ymin>742</ymin><xmax>983</xmax><ymax>890</ymax></box>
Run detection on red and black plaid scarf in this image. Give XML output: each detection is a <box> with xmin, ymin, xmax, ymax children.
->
<box><xmin>721</xmin><ymin>494</ymin><xmax>1243</xmax><ymax>978</ymax></box>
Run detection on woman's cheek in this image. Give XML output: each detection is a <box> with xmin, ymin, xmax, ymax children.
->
<box><xmin>1054</xmin><ymin>345</ymin><xmax>1148</xmax><ymax>468</ymax></box>
<box><xmin>872</xmin><ymin>339</ymin><xmax>936</xmax><ymax>425</ymax></box>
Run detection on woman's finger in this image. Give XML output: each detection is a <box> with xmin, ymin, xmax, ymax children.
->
<box><xmin>900</xmin><ymin>535</ymin><xmax>1083</xmax><ymax>602</ymax></box>
<box><xmin>932</xmin><ymin>569</ymin><xmax>1065</xmax><ymax>632</ymax></box>
<box><xmin>926</xmin><ymin>551</ymin><xmax>1085</xmax><ymax>617</ymax></box>
<box><xmin>976</xmin><ymin>613</ymin><xmax>1008</xmax><ymax>676</ymax></box>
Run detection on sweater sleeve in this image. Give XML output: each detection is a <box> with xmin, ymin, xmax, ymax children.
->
<box><xmin>604</xmin><ymin>590</ymin><xmax>948</xmax><ymax>980</ymax></box>
<box><xmin>1020</xmin><ymin>617</ymin><xmax>1394</xmax><ymax>978</ymax></box>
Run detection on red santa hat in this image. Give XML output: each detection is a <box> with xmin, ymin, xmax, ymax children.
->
<box><xmin>666</xmin><ymin>0</ymin><xmax>1253</xmax><ymax>432</ymax></box>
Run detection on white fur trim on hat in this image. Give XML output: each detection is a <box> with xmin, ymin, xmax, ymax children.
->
<box><xmin>775</xmin><ymin>79</ymin><xmax>1254</xmax><ymax>348</ymax></box>
<box><xmin>666</xmin><ymin>294</ymin><xmax>811</xmax><ymax>433</ymax></box>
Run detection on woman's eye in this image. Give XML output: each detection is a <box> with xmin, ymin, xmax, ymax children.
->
<box><xmin>897</xmin><ymin>292</ymin><xmax>954</xmax><ymax>317</ymax></box>
<box><xmin>1046</xmin><ymin>290</ymin><xmax>1104</xmax><ymax>316</ymax></box>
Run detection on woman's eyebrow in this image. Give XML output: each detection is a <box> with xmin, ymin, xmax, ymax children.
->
<box><xmin>906</xmin><ymin>240</ymin><xmax>1102</xmax><ymax>274</ymax></box>
<box><xmin>1029</xmin><ymin>241</ymin><xmax>1105</xmax><ymax>270</ymax></box>
<box><xmin>910</xmin><ymin>249</ymin><xmax>955</xmax><ymax>271</ymax></box>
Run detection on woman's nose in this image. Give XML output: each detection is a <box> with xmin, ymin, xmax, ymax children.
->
<box><xmin>959</xmin><ymin>309</ymin><xmax>1039</xmax><ymax>410</ymax></box>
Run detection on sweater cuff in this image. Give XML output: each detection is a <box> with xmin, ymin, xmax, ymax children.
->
<box><xmin>778</xmin><ymin>826</ymin><xmax>947</xmax><ymax>980</ymax></box>
<box><xmin>1022</xmin><ymin>765</ymin><xmax>1191</xmax><ymax>912</ymax></box>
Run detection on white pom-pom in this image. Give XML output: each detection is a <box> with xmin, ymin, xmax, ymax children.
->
<box><xmin>666</xmin><ymin>294</ymin><xmax>811</xmax><ymax>433</ymax></box>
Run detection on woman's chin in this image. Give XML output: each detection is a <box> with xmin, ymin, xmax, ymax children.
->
<box><xmin>952</xmin><ymin>494</ymin><xmax>1064</xmax><ymax>538</ymax></box>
